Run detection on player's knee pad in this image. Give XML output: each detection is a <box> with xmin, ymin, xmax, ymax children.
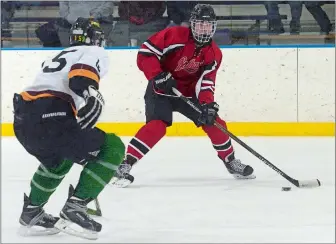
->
<box><xmin>97</xmin><ymin>133</ymin><xmax>126</xmax><ymax>169</ymax></box>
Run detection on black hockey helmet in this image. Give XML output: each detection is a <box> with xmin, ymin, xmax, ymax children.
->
<box><xmin>69</xmin><ymin>17</ymin><xmax>105</xmax><ymax>47</ymax></box>
<box><xmin>190</xmin><ymin>4</ymin><xmax>217</xmax><ymax>45</ymax></box>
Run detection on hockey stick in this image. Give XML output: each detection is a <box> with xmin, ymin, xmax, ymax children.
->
<box><xmin>172</xmin><ymin>87</ymin><xmax>321</xmax><ymax>188</ymax></box>
<box><xmin>87</xmin><ymin>199</ymin><xmax>102</xmax><ymax>217</ymax></box>
<box><xmin>81</xmin><ymin>165</ymin><xmax>102</xmax><ymax>216</ymax></box>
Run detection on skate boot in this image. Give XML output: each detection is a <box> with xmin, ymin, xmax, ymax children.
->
<box><xmin>222</xmin><ymin>155</ymin><xmax>256</xmax><ymax>179</ymax></box>
<box><xmin>18</xmin><ymin>194</ymin><xmax>60</xmax><ymax>236</ymax></box>
<box><xmin>111</xmin><ymin>159</ymin><xmax>134</xmax><ymax>188</ymax></box>
<box><xmin>54</xmin><ymin>185</ymin><xmax>101</xmax><ymax>240</ymax></box>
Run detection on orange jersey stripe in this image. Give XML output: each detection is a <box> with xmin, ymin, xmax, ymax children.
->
<box><xmin>21</xmin><ymin>91</ymin><xmax>54</xmax><ymax>101</ymax></box>
<box><xmin>20</xmin><ymin>91</ymin><xmax>77</xmax><ymax>116</ymax></box>
<box><xmin>68</xmin><ymin>69</ymin><xmax>100</xmax><ymax>83</ymax></box>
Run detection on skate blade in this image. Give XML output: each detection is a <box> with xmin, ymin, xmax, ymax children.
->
<box><xmin>18</xmin><ymin>225</ymin><xmax>60</xmax><ymax>236</ymax></box>
<box><xmin>233</xmin><ymin>174</ymin><xmax>256</xmax><ymax>180</ymax></box>
<box><xmin>54</xmin><ymin>218</ymin><xmax>98</xmax><ymax>240</ymax></box>
<box><xmin>110</xmin><ymin>177</ymin><xmax>132</xmax><ymax>188</ymax></box>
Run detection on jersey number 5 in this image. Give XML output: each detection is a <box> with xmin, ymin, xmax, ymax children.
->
<box><xmin>43</xmin><ymin>50</ymin><xmax>77</xmax><ymax>73</ymax></box>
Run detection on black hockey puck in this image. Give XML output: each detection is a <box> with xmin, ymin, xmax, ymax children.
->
<box><xmin>282</xmin><ymin>187</ymin><xmax>291</xmax><ymax>191</ymax></box>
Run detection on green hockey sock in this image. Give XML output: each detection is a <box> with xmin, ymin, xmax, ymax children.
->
<box><xmin>29</xmin><ymin>159</ymin><xmax>73</xmax><ymax>206</ymax></box>
<box><xmin>74</xmin><ymin>133</ymin><xmax>125</xmax><ymax>200</ymax></box>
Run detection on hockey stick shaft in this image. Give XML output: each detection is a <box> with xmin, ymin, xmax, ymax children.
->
<box><xmin>81</xmin><ymin>165</ymin><xmax>102</xmax><ymax>216</ymax></box>
<box><xmin>93</xmin><ymin>198</ymin><xmax>102</xmax><ymax>215</ymax></box>
<box><xmin>172</xmin><ymin>88</ymin><xmax>320</xmax><ymax>188</ymax></box>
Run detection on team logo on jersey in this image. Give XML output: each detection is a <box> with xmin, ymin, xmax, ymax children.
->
<box><xmin>175</xmin><ymin>56</ymin><xmax>204</xmax><ymax>74</ymax></box>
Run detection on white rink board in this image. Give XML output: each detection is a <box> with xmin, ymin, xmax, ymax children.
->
<box><xmin>297</xmin><ymin>48</ymin><xmax>336</xmax><ymax>122</ymax></box>
<box><xmin>1</xmin><ymin>47</ymin><xmax>335</xmax><ymax>123</ymax></box>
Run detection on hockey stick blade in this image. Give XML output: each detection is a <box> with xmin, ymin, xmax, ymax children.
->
<box><xmin>249</xmin><ymin>150</ymin><xmax>321</xmax><ymax>188</ymax></box>
<box><xmin>171</xmin><ymin>88</ymin><xmax>321</xmax><ymax>189</ymax></box>
<box><xmin>87</xmin><ymin>199</ymin><xmax>102</xmax><ymax>216</ymax></box>
<box><xmin>298</xmin><ymin>179</ymin><xmax>321</xmax><ymax>188</ymax></box>
<box><xmin>87</xmin><ymin>207</ymin><xmax>102</xmax><ymax>217</ymax></box>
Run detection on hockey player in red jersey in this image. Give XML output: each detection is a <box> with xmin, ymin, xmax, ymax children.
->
<box><xmin>112</xmin><ymin>4</ymin><xmax>256</xmax><ymax>187</ymax></box>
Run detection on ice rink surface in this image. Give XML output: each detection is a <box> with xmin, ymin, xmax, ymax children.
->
<box><xmin>1</xmin><ymin>136</ymin><xmax>335</xmax><ymax>243</ymax></box>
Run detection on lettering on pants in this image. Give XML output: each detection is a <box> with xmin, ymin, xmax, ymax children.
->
<box><xmin>42</xmin><ymin>112</ymin><xmax>66</xmax><ymax>119</ymax></box>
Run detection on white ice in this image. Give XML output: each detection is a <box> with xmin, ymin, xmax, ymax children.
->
<box><xmin>1</xmin><ymin>136</ymin><xmax>335</xmax><ymax>243</ymax></box>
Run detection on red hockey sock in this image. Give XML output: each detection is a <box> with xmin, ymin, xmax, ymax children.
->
<box><xmin>126</xmin><ymin>120</ymin><xmax>167</xmax><ymax>164</ymax></box>
<box><xmin>202</xmin><ymin>117</ymin><xmax>235</xmax><ymax>163</ymax></box>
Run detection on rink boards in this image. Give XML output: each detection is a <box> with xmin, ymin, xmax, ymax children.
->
<box><xmin>1</xmin><ymin>46</ymin><xmax>335</xmax><ymax>136</ymax></box>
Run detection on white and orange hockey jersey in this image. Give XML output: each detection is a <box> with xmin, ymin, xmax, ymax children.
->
<box><xmin>21</xmin><ymin>45</ymin><xmax>109</xmax><ymax>112</ymax></box>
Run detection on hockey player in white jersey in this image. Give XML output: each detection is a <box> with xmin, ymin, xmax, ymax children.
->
<box><xmin>13</xmin><ymin>18</ymin><xmax>125</xmax><ymax>240</ymax></box>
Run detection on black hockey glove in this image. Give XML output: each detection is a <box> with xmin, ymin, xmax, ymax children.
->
<box><xmin>151</xmin><ymin>71</ymin><xmax>177</xmax><ymax>95</ymax></box>
<box><xmin>77</xmin><ymin>86</ymin><xmax>105</xmax><ymax>129</ymax></box>
<box><xmin>197</xmin><ymin>102</ymin><xmax>219</xmax><ymax>126</ymax></box>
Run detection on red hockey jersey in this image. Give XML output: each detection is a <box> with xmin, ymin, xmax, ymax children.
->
<box><xmin>137</xmin><ymin>26</ymin><xmax>222</xmax><ymax>104</ymax></box>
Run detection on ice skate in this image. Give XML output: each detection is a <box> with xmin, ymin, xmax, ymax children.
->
<box><xmin>111</xmin><ymin>160</ymin><xmax>134</xmax><ymax>188</ymax></box>
<box><xmin>18</xmin><ymin>194</ymin><xmax>60</xmax><ymax>236</ymax></box>
<box><xmin>54</xmin><ymin>185</ymin><xmax>101</xmax><ymax>240</ymax></box>
<box><xmin>223</xmin><ymin>155</ymin><xmax>256</xmax><ymax>179</ymax></box>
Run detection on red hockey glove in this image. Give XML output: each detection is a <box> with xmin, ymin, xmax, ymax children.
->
<box><xmin>197</xmin><ymin>102</ymin><xmax>219</xmax><ymax>126</ymax></box>
<box><xmin>151</xmin><ymin>71</ymin><xmax>177</xmax><ymax>95</ymax></box>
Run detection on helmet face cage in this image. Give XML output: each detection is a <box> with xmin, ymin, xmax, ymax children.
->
<box><xmin>189</xmin><ymin>4</ymin><xmax>217</xmax><ymax>45</ymax></box>
<box><xmin>190</xmin><ymin>18</ymin><xmax>217</xmax><ymax>44</ymax></box>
